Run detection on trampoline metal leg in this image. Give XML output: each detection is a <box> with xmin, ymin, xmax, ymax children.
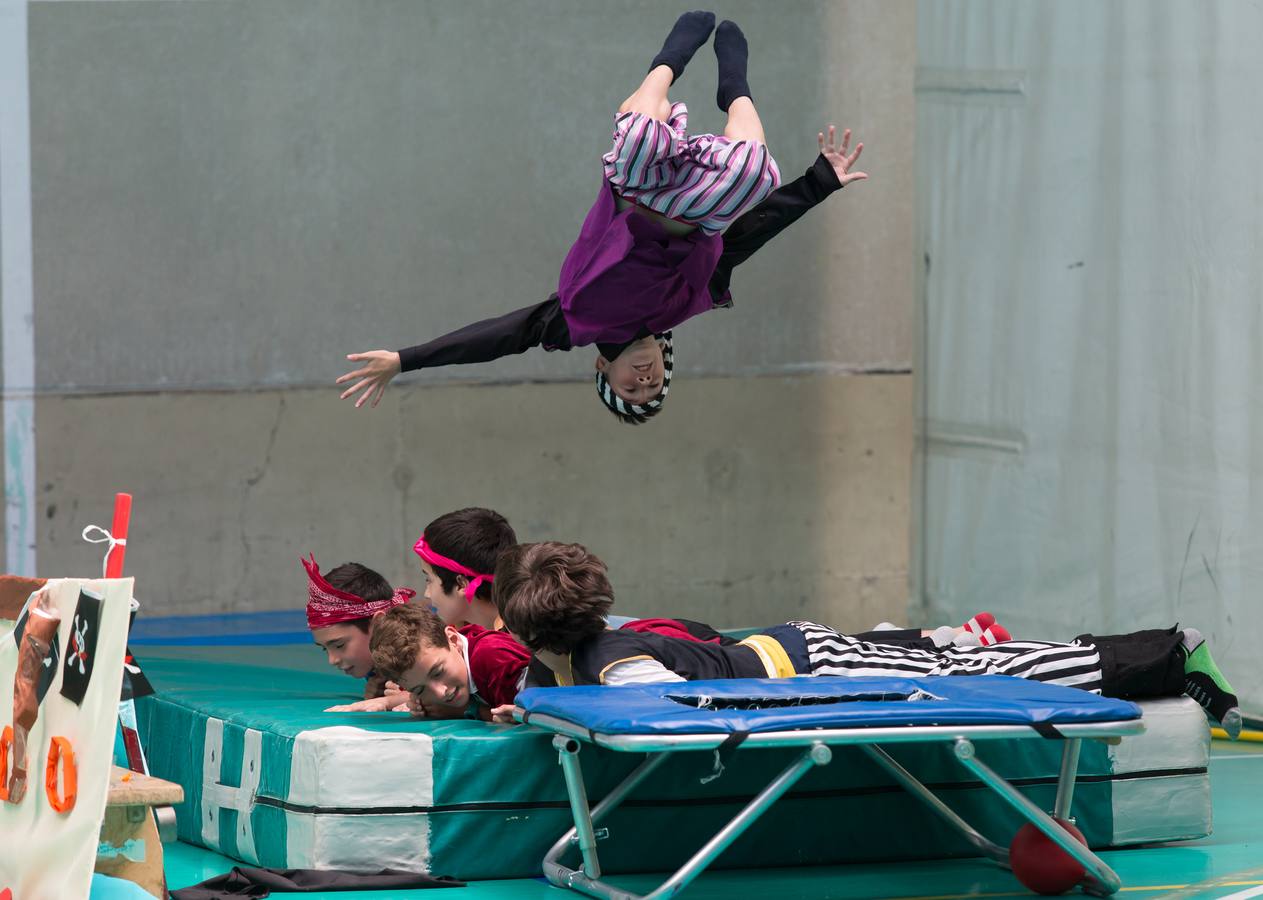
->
<box><xmin>642</xmin><ymin>742</ymin><xmax>832</xmax><ymax>900</ymax></box>
<box><xmin>543</xmin><ymin>741</ymin><xmax>833</xmax><ymax>900</ymax></box>
<box><xmin>553</xmin><ymin>735</ymin><xmax>605</xmax><ymax>879</ymax></box>
<box><xmin>861</xmin><ymin>744</ymin><xmax>1008</xmax><ymax>865</ymax></box>
<box><xmin>1054</xmin><ymin>738</ymin><xmax>1082</xmax><ymax>821</ymax></box>
<box><xmin>953</xmin><ymin>738</ymin><xmax>1122</xmax><ymax>896</ymax></box>
<box><xmin>544</xmin><ymin>742</ymin><xmax>673</xmax><ymax>897</ymax></box>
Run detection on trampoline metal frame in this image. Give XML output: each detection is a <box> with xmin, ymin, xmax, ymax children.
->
<box><xmin>522</xmin><ymin>714</ymin><xmax>1145</xmax><ymax>900</ymax></box>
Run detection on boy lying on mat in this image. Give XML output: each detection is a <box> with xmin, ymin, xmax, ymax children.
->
<box><xmin>487</xmin><ymin>542</ymin><xmax>1242</xmax><ymax>739</ymax></box>
<box><xmin>302</xmin><ymin>555</ymin><xmax>416</xmax><ymax>711</ymax></box>
<box><xmin>366</xmin><ymin>606</ymin><xmax>990</xmax><ymax>722</ymax></box>
<box><xmin>326</xmin><ymin>506</ymin><xmax>1004</xmax><ymax>719</ymax></box>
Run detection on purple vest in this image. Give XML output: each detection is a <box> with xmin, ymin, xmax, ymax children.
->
<box><xmin>557</xmin><ymin>179</ymin><xmax>724</xmax><ymax>347</ymax></box>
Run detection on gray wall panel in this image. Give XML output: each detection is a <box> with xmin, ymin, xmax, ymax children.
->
<box><xmin>28</xmin><ymin>0</ymin><xmax>908</xmax><ymax>392</ymax></box>
<box><xmin>38</xmin><ymin>376</ymin><xmax>912</xmax><ymax>629</ymax></box>
<box><xmin>14</xmin><ymin>1</ymin><xmax>915</xmax><ymax>625</ymax></box>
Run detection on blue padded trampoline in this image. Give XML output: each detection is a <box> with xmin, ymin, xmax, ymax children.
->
<box><xmin>516</xmin><ymin>675</ymin><xmax>1145</xmax><ymax>899</ymax></box>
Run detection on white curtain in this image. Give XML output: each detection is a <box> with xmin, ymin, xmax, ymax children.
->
<box><xmin>915</xmin><ymin>0</ymin><xmax>1263</xmax><ymax>712</ymax></box>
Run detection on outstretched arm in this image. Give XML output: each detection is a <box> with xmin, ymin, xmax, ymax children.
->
<box><xmin>336</xmin><ymin>297</ymin><xmax>572</xmax><ymax>408</ymax></box>
<box><xmin>710</xmin><ymin>125</ymin><xmax>867</xmax><ymax>301</ymax></box>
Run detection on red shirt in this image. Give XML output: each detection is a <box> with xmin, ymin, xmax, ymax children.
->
<box><xmin>463</xmin><ymin>619</ymin><xmax>725</xmax><ymax>699</ymax></box>
<box><xmin>460</xmin><ymin>625</ymin><xmax>531</xmax><ymax>708</ymax></box>
<box><xmin>620</xmin><ymin>617</ymin><xmax>725</xmax><ymax>644</ymax></box>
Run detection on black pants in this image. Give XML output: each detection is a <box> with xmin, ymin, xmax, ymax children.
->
<box><xmin>851</xmin><ymin>628</ymin><xmax>937</xmax><ymax>650</ymax></box>
<box><xmin>796</xmin><ymin>623</ymin><xmax>1185</xmax><ymax>701</ymax></box>
<box><xmin>1074</xmin><ymin>625</ymin><xmax>1185</xmax><ymax>699</ymax></box>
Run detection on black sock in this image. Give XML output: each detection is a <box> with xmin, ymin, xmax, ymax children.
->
<box><xmin>649</xmin><ymin>11</ymin><xmax>716</xmax><ymax>83</ymax></box>
<box><xmin>714</xmin><ymin>20</ymin><xmax>751</xmax><ymax>112</ymax></box>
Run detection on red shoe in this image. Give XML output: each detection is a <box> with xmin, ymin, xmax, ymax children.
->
<box><xmin>961</xmin><ymin>612</ymin><xmax>996</xmax><ymax>636</ymax></box>
<box><xmin>977</xmin><ymin>623</ymin><xmax>1011</xmax><ymax>645</ymax></box>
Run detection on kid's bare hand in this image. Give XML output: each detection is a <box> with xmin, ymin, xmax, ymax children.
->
<box><xmin>406</xmin><ymin>692</ymin><xmax>429</xmax><ymax>717</ymax></box>
<box><xmin>325</xmin><ymin>696</ymin><xmax>397</xmax><ymax>712</ymax></box>
<box><xmin>489</xmin><ymin>704</ymin><xmax>523</xmax><ymax>724</ymax></box>
<box><xmin>336</xmin><ymin>350</ymin><xmax>402</xmax><ymax>408</ymax></box>
<box><xmin>405</xmin><ymin>693</ymin><xmax>447</xmax><ymax>718</ymax></box>
<box><xmin>818</xmin><ymin>125</ymin><xmax>867</xmax><ymax>187</ymax></box>
<box><xmin>407</xmin><ymin>693</ymin><xmax>467</xmax><ymax>719</ymax></box>
<box><xmin>384</xmin><ymin>685</ymin><xmax>410</xmax><ymax>711</ymax></box>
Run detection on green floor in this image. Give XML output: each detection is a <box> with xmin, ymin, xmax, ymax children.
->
<box><xmin>164</xmin><ymin>737</ymin><xmax>1263</xmax><ymax>900</ymax></box>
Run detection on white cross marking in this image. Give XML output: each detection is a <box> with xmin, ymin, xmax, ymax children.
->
<box><xmin>201</xmin><ymin>717</ymin><xmax>263</xmax><ymax>864</ymax></box>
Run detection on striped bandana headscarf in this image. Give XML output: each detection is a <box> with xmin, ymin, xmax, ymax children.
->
<box><xmin>303</xmin><ymin>554</ymin><xmax>414</xmax><ymax>630</ymax></box>
<box><xmin>595</xmin><ymin>332</ymin><xmax>673</xmax><ymax>424</ymax></box>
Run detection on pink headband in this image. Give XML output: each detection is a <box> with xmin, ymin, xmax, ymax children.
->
<box><xmin>413</xmin><ymin>534</ymin><xmax>494</xmax><ymax>603</ymax></box>
<box><xmin>303</xmin><ymin>554</ymin><xmax>415</xmax><ymax>629</ymax></box>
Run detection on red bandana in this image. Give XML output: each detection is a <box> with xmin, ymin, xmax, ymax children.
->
<box><xmin>303</xmin><ymin>554</ymin><xmax>415</xmax><ymax>630</ymax></box>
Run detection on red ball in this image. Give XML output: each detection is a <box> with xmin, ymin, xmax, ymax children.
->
<box><xmin>1009</xmin><ymin>817</ymin><xmax>1088</xmax><ymax>895</ymax></box>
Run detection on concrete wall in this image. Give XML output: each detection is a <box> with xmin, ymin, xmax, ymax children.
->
<box><xmin>37</xmin><ymin>374</ymin><xmax>911</xmax><ymax>628</ymax></box>
<box><xmin>6</xmin><ymin>0</ymin><xmax>915</xmax><ymax>631</ymax></box>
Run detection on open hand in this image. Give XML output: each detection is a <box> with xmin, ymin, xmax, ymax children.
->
<box><xmin>818</xmin><ymin>125</ymin><xmax>867</xmax><ymax>187</ymax></box>
<box><xmin>336</xmin><ymin>350</ymin><xmax>401</xmax><ymax>408</ymax></box>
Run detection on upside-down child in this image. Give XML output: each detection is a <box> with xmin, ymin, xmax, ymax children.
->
<box><xmin>338</xmin><ymin>11</ymin><xmax>868</xmax><ymax>424</ymax></box>
<box><xmin>491</xmin><ymin>542</ymin><xmax>1244</xmax><ymax>739</ymax></box>
<box><xmin>302</xmin><ymin>555</ymin><xmax>416</xmax><ymax>712</ymax></box>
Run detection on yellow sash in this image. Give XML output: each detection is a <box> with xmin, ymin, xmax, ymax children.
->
<box><xmin>738</xmin><ymin>634</ymin><xmax>797</xmax><ymax>678</ymax></box>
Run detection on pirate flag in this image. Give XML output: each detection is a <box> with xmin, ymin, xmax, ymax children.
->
<box><xmin>11</xmin><ymin>601</ymin><xmax>61</xmax><ymax>705</ymax></box>
<box><xmin>119</xmin><ymin>598</ymin><xmax>154</xmax><ymax>701</ymax></box>
<box><xmin>60</xmin><ymin>587</ymin><xmax>103</xmax><ymax>706</ymax></box>
<box><xmin>120</xmin><ymin>647</ymin><xmax>154</xmax><ymax>701</ymax></box>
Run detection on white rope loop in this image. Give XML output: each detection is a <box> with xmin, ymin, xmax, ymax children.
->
<box><xmin>81</xmin><ymin>524</ymin><xmax>127</xmax><ymax>577</ymax></box>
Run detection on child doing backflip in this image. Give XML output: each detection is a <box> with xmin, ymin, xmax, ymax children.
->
<box><xmin>337</xmin><ymin>11</ymin><xmax>867</xmax><ymax>423</ymax></box>
<box><xmin>491</xmin><ymin>542</ymin><xmax>1244</xmax><ymax>739</ymax></box>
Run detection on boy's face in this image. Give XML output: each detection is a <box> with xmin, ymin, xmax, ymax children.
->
<box><xmin>398</xmin><ymin>626</ymin><xmax>471</xmax><ymax>708</ymax></box>
<box><xmin>312</xmin><ymin>620</ymin><xmax>375</xmax><ymax>679</ymax></box>
<box><xmin>419</xmin><ymin>558</ymin><xmax>469</xmax><ymax>626</ymax></box>
<box><xmin>595</xmin><ymin>336</ymin><xmax>664</xmax><ymax>406</ymax></box>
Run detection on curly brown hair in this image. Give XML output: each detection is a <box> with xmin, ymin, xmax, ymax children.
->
<box><xmin>493</xmin><ymin>542</ymin><xmax>614</xmax><ymax>654</ymax></box>
<box><xmin>369</xmin><ymin>604</ymin><xmax>449</xmax><ymax>680</ymax></box>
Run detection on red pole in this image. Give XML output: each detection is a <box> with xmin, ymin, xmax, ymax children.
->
<box><xmin>105</xmin><ymin>493</ymin><xmax>132</xmax><ymax>578</ymax></box>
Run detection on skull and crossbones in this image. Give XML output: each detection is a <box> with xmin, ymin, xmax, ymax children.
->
<box><xmin>67</xmin><ymin>614</ymin><xmax>90</xmax><ymax>674</ymax></box>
